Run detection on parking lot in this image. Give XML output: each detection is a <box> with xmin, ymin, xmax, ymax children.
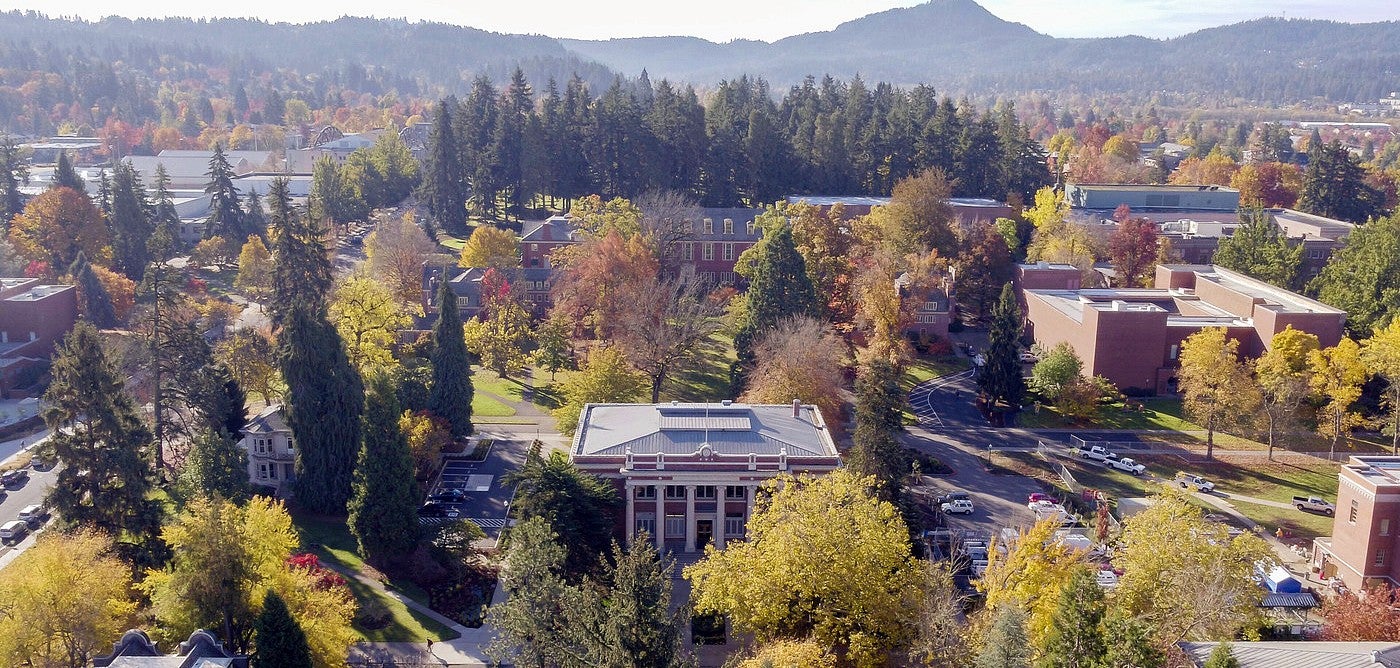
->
<box><xmin>419</xmin><ymin>438</ymin><xmax>527</xmax><ymax>540</ymax></box>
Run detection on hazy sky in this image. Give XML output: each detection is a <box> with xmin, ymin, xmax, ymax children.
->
<box><xmin>3</xmin><ymin>0</ymin><xmax>1397</xmax><ymax>42</ymax></box>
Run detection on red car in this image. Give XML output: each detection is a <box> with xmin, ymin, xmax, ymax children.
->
<box><xmin>1028</xmin><ymin>492</ymin><xmax>1059</xmax><ymax>504</ymax></box>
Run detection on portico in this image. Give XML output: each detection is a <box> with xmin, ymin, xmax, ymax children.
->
<box><xmin>571</xmin><ymin>401</ymin><xmax>842</xmax><ymax>554</ymax></box>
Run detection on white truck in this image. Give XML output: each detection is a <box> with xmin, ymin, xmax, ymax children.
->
<box><xmin>1074</xmin><ymin>444</ymin><xmax>1114</xmax><ymax>462</ymax></box>
<box><xmin>1175</xmin><ymin>472</ymin><xmax>1216</xmax><ymax>492</ymax></box>
<box><xmin>1292</xmin><ymin>496</ymin><xmax>1335</xmax><ymax>516</ymax></box>
<box><xmin>942</xmin><ymin>499</ymin><xmax>975</xmax><ymax>515</ymax></box>
<box><xmin>1109</xmin><ymin>457</ymin><xmax>1146</xmax><ymax>476</ymax></box>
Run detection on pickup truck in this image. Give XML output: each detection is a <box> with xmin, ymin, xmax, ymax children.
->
<box><xmin>1293</xmin><ymin>496</ymin><xmax>1336</xmax><ymax>516</ymax></box>
<box><xmin>1109</xmin><ymin>457</ymin><xmax>1146</xmax><ymax>476</ymax></box>
<box><xmin>1175</xmin><ymin>472</ymin><xmax>1216</xmax><ymax>492</ymax></box>
<box><xmin>1073</xmin><ymin>445</ymin><xmax>1114</xmax><ymax>462</ymax></box>
<box><xmin>942</xmin><ymin>499</ymin><xmax>975</xmax><ymax>515</ymax></box>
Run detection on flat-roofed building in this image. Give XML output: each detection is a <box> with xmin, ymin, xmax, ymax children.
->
<box><xmin>1021</xmin><ymin>264</ymin><xmax>1345</xmax><ymax>394</ymax></box>
<box><xmin>570</xmin><ymin>401</ymin><xmax>840</xmax><ymax>554</ymax></box>
<box><xmin>1314</xmin><ymin>456</ymin><xmax>1400</xmax><ymax>590</ymax></box>
<box><xmin>0</xmin><ymin>279</ymin><xmax>77</xmax><ymax>397</ymax></box>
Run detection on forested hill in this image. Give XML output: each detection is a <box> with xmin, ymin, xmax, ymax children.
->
<box><xmin>563</xmin><ymin>0</ymin><xmax>1400</xmax><ymax>103</ymax></box>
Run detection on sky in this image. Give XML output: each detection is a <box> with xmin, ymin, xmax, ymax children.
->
<box><xmin>2</xmin><ymin>0</ymin><xmax>1397</xmax><ymax>43</ymax></box>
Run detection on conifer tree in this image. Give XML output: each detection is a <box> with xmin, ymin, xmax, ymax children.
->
<box><xmin>180</xmin><ymin>427</ymin><xmax>251</xmax><ymax>504</ymax></box>
<box><xmin>150</xmin><ymin>164</ymin><xmax>182</xmax><ymax>256</ymax></box>
<box><xmin>251</xmin><ymin>590</ymin><xmax>313</xmax><ymax>668</ymax></box>
<box><xmin>69</xmin><ymin>251</ymin><xmax>118</xmax><ymax>328</ymax></box>
<box><xmin>977</xmin><ymin>282</ymin><xmax>1027</xmax><ymax>411</ymax></box>
<box><xmin>243</xmin><ymin>189</ymin><xmax>266</xmax><ymax>240</ymax></box>
<box><xmin>1213</xmin><ymin>206</ymin><xmax>1301</xmax><ymax>290</ymax></box>
<box><xmin>1040</xmin><ymin>567</ymin><xmax>1107</xmax><ymax>668</ymax></box>
<box><xmin>0</xmin><ymin>134</ymin><xmax>26</xmax><ymax>224</ymax></box>
<box><xmin>268</xmin><ymin>178</ymin><xmax>331</xmax><ymax>324</ymax></box>
<box><xmin>39</xmin><ymin>322</ymin><xmax>161</xmax><ymax>561</ymax></box>
<box><xmin>975</xmin><ymin>605</ymin><xmax>1031</xmax><ymax>668</ymax></box>
<box><xmin>53</xmin><ymin>151</ymin><xmax>85</xmax><ymax>193</ymax></box>
<box><xmin>849</xmin><ymin>359</ymin><xmax>908</xmax><ymax>500</ymax></box>
<box><xmin>429</xmin><ymin>276</ymin><xmax>474</xmax><ymax>439</ymax></box>
<box><xmin>422</xmin><ymin>99</ymin><xmax>467</xmax><ymax>236</ymax></box>
<box><xmin>734</xmin><ymin>221</ymin><xmax>817</xmax><ymax>378</ymax></box>
<box><xmin>109</xmin><ymin>162</ymin><xmax>153</xmax><ymax>279</ymax></box>
<box><xmin>204</xmin><ymin>144</ymin><xmax>245</xmax><ymax>240</ymax></box>
<box><xmin>282</xmin><ymin>302</ymin><xmax>364</xmax><ymax>515</ymax></box>
<box><xmin>348</xmin><ymin>373</ymin><xmax>421</xmax><ymax>566</ymax></box>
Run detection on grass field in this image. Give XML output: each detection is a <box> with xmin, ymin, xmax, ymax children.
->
<box><xmin>900</xmin><ymin>355</ymin><xmax>972</xmax><ymax>392</ymax></box>
<box><xmin>292</xmin><ymin>514</ymin><xmax>459</xmax><ymax>642</ymax></box>
<box><xmin>666</xmin><ymin>331</ymin><xmax>736</xmax><ymax>402</ymax></box>
<box><xmin>1230</xmin><ymin>499</ymin><xmax>1336</xmax><ymax>541</ymax></box>
<box><xmin>471</xmin><ymin>392</ymin><xmax>516</xmax><ymax>417</ymax></box>
<box><xmin>1137</xmin><ymin>455</ymin><xmax>1340</xmax><ymax>504</ymax></box>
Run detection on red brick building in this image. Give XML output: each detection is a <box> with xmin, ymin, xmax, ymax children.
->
<box><xmin>1314</xmin><ymin>457</ymin><xmax>1400</xmax><ymax>590</ymax></box>
<box><xmin>0</xmin><ymin>278</ymin><xmax>78</xmax><ymax>397</ymax></box>
<box><xmin>1020</xmin><ymin>264</ymin><xmax>1345</xmax><ymax>394</ymax></box>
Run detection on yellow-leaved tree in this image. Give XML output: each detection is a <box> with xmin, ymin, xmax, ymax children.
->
<box><xmin>1114</xmin><ymin>489</ymin><xmax>1273</xmax><ymax>644</ymax></box>
<box><xmin>736</xmin><ymin>640</ymin><xmax>838</xmax><ymax>668</ymax></box>
<box><xmin>457</xmin><ymin>224</ymin><xmax>521</xmax><ymax>270</ymax></box>
<box><xmin>1362</xmin><ymin>320</ymin><xmax>1400</xmax><ymax>455</ymax></box>
<box><xmin>142</xmin><ymin>496</ymin><xmax>356</xmax><ymax>668</ymax></box>
<box><xmin>684</xmin><ymin>470</ymin><xmax>924</xmax><ymax>668</ymax></box>
<box><xmin>1253</xmin><ymin>326</ymin><xmax>1319</xmax><ymax>460</ymax></box>
<box><xmin>1178</xmin><ymin>327</ymin><xmax>1261</xmax><ymax>460</ymax></box>
<box><xmin>1310</xmin><ymin>338</ymin><xmax>1372</xmax><ymax>459</ymax></box>
<box><xmin>974</xmin><ymin>518</ymin><xmax>1085</xmax><ymax>656</ymax></box>
<box><xmin>0</xmin><ymin>530</ymin><xmax>137</xmax><ymax>668</ymax></box>
<box><xmin>328</xmin><ymin>274</ymin><xmax>415</xmax><ymax>371</ymax></box>
<box><xmin>234</xmin><ymin>235</ymin><xmax>275</xmax><ymax>299</ymax></box>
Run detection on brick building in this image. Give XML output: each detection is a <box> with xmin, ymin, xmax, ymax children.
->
<box><xmin>420</xmin><ymin>265</ymin><xmax>555</xmax><ymax>318</ymax></box>
<box><xmin>570</xmin><ymin>401</ymin><xmax>840</xmax><ymax>554</ymax></box>
<box><xmin>0</xmin><ymin>278</ymin><xmax>78</xmax><ymax>398</ymax></box>
<box><xmin>1020</xmin><ymin>264</ymin><xmax>1345</xmax><ymax>394</ymax></box>
<box><xmin>1314</xmin><ymin>456</ymin><xmax>1400</xmax><ymax>590</ymax></box>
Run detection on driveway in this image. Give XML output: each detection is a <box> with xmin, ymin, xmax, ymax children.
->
<box><xmin>421</xmin><ymin>432</ymin><xmax>534</xmax><ymax>542</ymax></box>
<box><xmin>904</xmin><ymin>429</ymin><xmax>1044</xmax><ymax>539</ymax></box>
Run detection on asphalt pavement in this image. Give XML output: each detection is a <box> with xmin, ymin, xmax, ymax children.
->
<box><xmin>421</xmin><ymin>430</ymin><xmax>538</xmax><ymax>543</ymax></box>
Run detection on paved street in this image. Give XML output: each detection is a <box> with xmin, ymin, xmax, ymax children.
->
<box><xmin>422</xmin><ymin>427</ymin><xmax>556</xmax><ymax>542</ymax></box>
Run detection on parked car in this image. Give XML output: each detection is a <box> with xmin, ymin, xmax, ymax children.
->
<box><xmin>0</xmin><ymin>469</ymin><xmax>28</xmax><ymax>487</ymax></box>
<box><xmin>1175</xmin><ymin>472</ymin><xmax>1216</xmax><ymax>492</ymax></box>
<box><xmin>942</xmin><ymin>499</ymin><xmax>975</xmax><ymax>515</ymax></box>
<box><xmin>1074</xmin><ymin>445</ymin><xmax>1115</xmax><ymax>462</ymax></box>
<box><xmin>937</xmin><ymin>491</ymin><xmax>971</xmax><ymax>506</ymax></box>
<box><xmin>17</xmin><ymin>504</ymin><xmax>44</xmax><ymax>525</ymax></box>
<box><xmin>1096</xmin><ymin>570</ymin><xmax>1120</xmax><ymax>589</ymax></box>
<box><xmin>417</xmin><ymin>502</ymin><xmax>460</xmax><ymax>518</ymax></box>
<box><xmin>1293</xmin><ymin>496</ymin><xmax>1335</xmax><ymax>516</ymax></box>
<box><xmin>429</xmin><ymin>488</ymin><xmax>467</xmax><ymax>503</ymax></box>
<box><xmin>1028</xmin><ymin>492</ymin><xmax>1059</xmax><ymax>504</ymax></box>
<box><xmin>1019</xmin><ymin>350</ymin><xmax>1038</xmax><ymax>363</ymax></box>
<box><xmin>1109</xmin><ymin>457</ymin><xmax>1146</xmax><ymax>476</ymax></box>
<box><xmin>0</xmin><ymin>519</ymin><xmax>27</xmax><ymax>544</ymax></box>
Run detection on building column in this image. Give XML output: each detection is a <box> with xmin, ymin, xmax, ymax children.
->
<box><xmin>715</xmin><ymin>488</ymin><xmax>727</xmax><ymax>550</ymax></box>
<box><xmin>654</xmin><ymin>484</ymin><xmax>665</xmax><ymax>550</ymax></box>
<box><xmin>685</xmin><ymin>484</ymin><xmax>697</xmax><ymax>552</ymax></box>
<box><xmin>744</xmin><ymin>484</ymin><xmax>758</xmax><ymax>538</ymax></box>
<box><xmin>625</xmin><ymin>481</ymin><xmax>636</xmax><ymax>546</ymax></box>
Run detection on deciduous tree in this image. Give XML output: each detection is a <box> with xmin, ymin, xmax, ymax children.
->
<box><xmin>1363</xmin><ymin>321</ymin><xmax>1400</xmax><ymax>454</ymax></box>
<box><xmin>8</xmin><ymin>186</ymin><xmax>111</xmax><ymax>273</ymax></box>
<box><xmin>554</xmin><ymin>346</ymin><xmax>647</xmax><ymax>436</ymax></box>
<box><xmin>551</xmin><ymin>230</ymin><xmax>659</xmax><ymax>341</ymax></box>
<box><xmin>618</xmin><ymin>276</ymin><xmax>720</xmax><ymax>402</ymax></box>
<box><xmin>955</xmin><ymin>221</ymin><xmax>1013</xmax><ymax>324</ymax></box>
<box><xmin>216</xmin><ymin>329</ymin><xmax>280</xmax><ymax>404</ymax></box>
<box><xmin>1107</xmin><ymin>214</ymin><xmax>1158</xmax><ymax>288</ymax></box>
<box><xmin>1178</xmin><ymin>327</ymin><xmax>1261</xmax><ymax>460</ymax></box>
<box><xmin>976</xmin><ymin>519</ymin><xmax>1084</xmax><ymax>653</ymax></box>
<box><xmin>1321</xmin><ymin>582</ymin><xmax>1400</xmax><ymax>641</ymax></box>
<box><xmin>1231</xmin><ymin>162</ymin><xmax>1303</xmax><ymax>209</ymax></box>
<box><xmin>737</xmin><ymin>641</ymin><xmax>837</xmax><ymax>668</ymax></box>
<box><xmin>235</xmin><ymin>235</ymin><xmax>274</xmax><ymax>299</ymax></box>
<box><xmin>1254</xmin><ymin>327</ymin><xmax>1319</xmax><ymax>459</ymax></box>
<box><xmin>364</xmin><ymin>211</ymin><xmax>436</xmax><ymax>305</ymax></box>
<box><xmin>1310</xmin><ymin>338</ymin><xmax>1371</xmax><ymax>459</ymax></box>
<box><xmin>685</xmin><ymin>470</ymin><xmax>924</xmax><ymax>668</ymax></box>
<box><xmin>740</xmin><ymin>316</ymin><xmax>847</xmax><ymax>435</ymax></box>
<box><xmin>329</xmin><ymin>275</ymin><xmax>414</xmax><ymax>371</ymax></box>
<box><xmin>463</xmin><ymin>291</ymin><xmax>534</xmax><ymax>377</ymax></box>
<box><xmin>457</xmin><ymin>224</ymin><xmax>521</xmax><ymax>270</ymax></box>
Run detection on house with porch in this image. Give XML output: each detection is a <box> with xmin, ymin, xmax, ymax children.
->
<box><xmin>238</xmin><ymin>405</ymin><xmax>296</xmax><ymax>495</ymax></box>
<box><xmin>569</xmin><ymin>401</ymin><xmax>841</xmax><ymax>553</ymax></box>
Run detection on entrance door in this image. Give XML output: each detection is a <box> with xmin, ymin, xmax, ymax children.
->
<box><xmin>696</xmin><ymin>519</ymin><xmax>713</xmax><ymax>550</ymax></box>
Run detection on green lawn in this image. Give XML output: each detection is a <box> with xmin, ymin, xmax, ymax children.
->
<box><xmin>665</xmin><ymin>330</ymin><xmax>737</xmax><ymax>403</ymax></box>
<box><xmin>1137</xmin><ymin>455</ymin><xmax>1340</xmax><ymax>505</ymax></box>
<box><xmin>472</xmin><ymin>369</ymin><xmax>528</xmax><ymax>403</ymax></box>
<box><xmin>1230</xmin><ymin>499</ymin><xmax>1336</xmax><ymax>541</ymax></box>
<box><xmin>292</xmin><ymin>514</ymin><xmax>459</xmax><ymax>642</ymax></box>
<box><xmin>900</xmin><ymin>355</ymin><xmax>972</xmax><ymax>392</ymax></box>
<box><xmin>471</xmin><ymin>392</ymin><xmax>516</xmax><ymax>417</ymax></box>
<box><xmin>1016</xmin><ymin>397</ymin><xmax>1202</xmax><ymax>431</ymax></box>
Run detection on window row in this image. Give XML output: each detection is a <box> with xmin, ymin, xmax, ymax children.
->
<box><xmin>634</xmin><ymin>485</ymin><xmax>749</xmax><ymax>500</ymax></box>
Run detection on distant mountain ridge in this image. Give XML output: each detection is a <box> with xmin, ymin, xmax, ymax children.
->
<box><xmin>0</xmin><ymin>0</ymin><xmax>1397</xmax><ymax>104</ymax></box>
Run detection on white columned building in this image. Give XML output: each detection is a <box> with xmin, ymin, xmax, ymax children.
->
<box><xmin>570</xmin><ymin>401</ymin><xmax>841</xmax><ymax>554</ymax></box>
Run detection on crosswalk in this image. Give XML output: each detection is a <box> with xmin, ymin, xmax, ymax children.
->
<box><xmin>418</xmin><ymin>516</ymin><xmax>509</xmax><ymax>529</ymax></box>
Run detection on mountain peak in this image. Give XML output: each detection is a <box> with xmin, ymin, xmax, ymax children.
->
<box><xmin>787</xmin><ymin>0</ymin><xmax>1044</xmax><ymax>46</ymax></box>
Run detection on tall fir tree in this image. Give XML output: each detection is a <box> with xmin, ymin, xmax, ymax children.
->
<box><xmin>977</xmin><ymin>283</ymin><xmax>1027</xmax><ymax>411</ymax></box>
<box><xmin>975</xmin><ymin>605</ymin><xmax>1031</xmax><ymax>668</ymax></box>
<box><xmin>39</xmin><ymin>322</ymin><xmax>162</xmax><ymax>562</ymax></box>
<box><xmin>69</xmin><ymin>251</ymin><xmax>118</xmax><ymax>328</ymax></box>
<box><xmin>734</xmin><ymin>221</ymin><xmax>818</xmax><ymax>373</ymax></box>
<box><xmin>268</xmin><ymin>178</ymin><xmax>332</xmax><ymax>324</ymax></box>
<box><xmin>1040</xmin><ymin>567</ymin><xmax>1108</xmax><ymax>668</ymax></box>
<box><xmin>53</xmin><ymin>151</ymin><xmax>85</xmax><ymax>193</ymax></box>
<box><xmin>347</xmin><ymin>373</ymin><xmax>421</xmax><ymax>565</ymax></box>
<box><xmin>1212</xmin><ymin>206</ymin><xmax>1302</xmax><ymax>290</ymax></box>
<box><xmin>150</xmin><ymin>164</ymin><xmax>182</xmax><ymax>257</ymax></box>
<box><xmin>429</xmin><ymin>276</ymin><xmax>474</xmax><ymax>439</ymax></box>
<box><xmin>251</xmin><ymin>590</ymin><xmax>314</xmax><ymax>668</ymax></box>
<box><xmin>1299</xmin><ymin>140</ymin><xmax>1384</xmax><ymax>224</ymax></box>
<box><xmin>281</xmin><ymin>301</ymin><xmax>364</xmax><ymax>515</ymax></box>
<box><xmin>421</xmin><ymin>99</ymin><xmax>466</xmax><ymax>236</ymax></box>
<box><xmin>0</xmin><ymin>134</ymin><xmax>26</xmax><ymax>224</ymax></box>
<box><xmin>848</xmin><ymin>359</ymin><xmax>908</xmax><ymax>501</ymax></box>
<box><xmin>109</xmin><ymin>162</ymin><xmax>153</xmax><ymax>279</ymax></box>
<box><xmin>243</xmin><ymin>189</ymin><xmax>267</xmax><ymax>240</ymax></box>
<box><xmin>204</xmin><ymin>144</ymin><xmax>245</xmax><ymax>240</ymax></box>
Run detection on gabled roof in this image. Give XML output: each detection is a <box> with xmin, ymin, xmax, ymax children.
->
<box><xmin>242</xmin><ymin>404</ymin><xmax>287</xmax><ymax>434</ymax></box>
<box><xmin>573</xmin><ymin>402</ymin><xmax>839</xmax><ymax>459</ymax></box>
<box><xmin>521</xmin><ymin>216</ymin><xmax>579</xmax><ymax>243</ymax></box>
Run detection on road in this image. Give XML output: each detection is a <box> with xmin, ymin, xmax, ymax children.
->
<box><xmin>421</xmin><ymin>425</ymin><xmax>563</xmax><ymax>543</ymax></box>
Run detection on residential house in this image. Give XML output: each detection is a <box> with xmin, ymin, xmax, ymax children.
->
<box><xmin>421</xmin><ymin>265</ymin><xmax>555</xmax><ymax>318</ymax></box>
<box><xmin>569</xmin><ymin>401</ymin><xmax>841</xmax><ymax>554</ymax></box>
<box><xmin>238</xmin><ymin>405</ymin><xmax>296</xmax><ymax>496</ymax></box>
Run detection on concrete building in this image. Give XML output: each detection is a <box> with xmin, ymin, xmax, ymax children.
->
<box><xmin>238</xmin><ymin>405</ymin><xmax>296</xmax><ymax>496</ymax></box>
<box><xmin>1065</xmin><ymin>183</ymin><xmax>1240</xmax><ymax>212</ymax></box>
<box><xmin>0</xmin><ymin>279</ymin><xmax>78</xmax><ymax>398</ymax></box>
<box><xmin>1020</xmin><ymin>264</ymin><xmax>1345</xmax><ymax>394</ymax></box>
<box><xmin>570</xmin><ymin>401</ymin><xmax>841</xmax><ymax>554</ymax></box>
<box><xmin>94</xmin><ymin>629</ymin><xmax>248</xmax><ymax>668</ymax></box>
<box><xmin>1180</xmin><ymin>641</ymin><xmax>1400</xmax><ymax>668</ymax></box>
<box><xmin>1314</xmin><ymin>456</ymin><xmax>1400</xmax><ymax>590</ymax></box>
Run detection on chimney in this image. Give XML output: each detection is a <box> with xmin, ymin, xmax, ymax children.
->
<box><xmin>792</xmin><ymin>399</ymin><xmax>801</xmax><ymax>418</ymax></box>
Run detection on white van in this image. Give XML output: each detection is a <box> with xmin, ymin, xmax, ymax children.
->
<box><xmin>0</xmin><ymin>519</ymin><xmax>27</xmax><ymax>543</ymax></box>
<box><xmin>18</xmin><ymin>504</ymin><xmax>43</xmax><ymax>523</ymax></box>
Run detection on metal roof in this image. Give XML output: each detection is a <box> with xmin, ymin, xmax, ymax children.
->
<box><xmin>1180</xmin><ymin>642</ymin><xmax>1400</xmax><ymax>668</ymax></box>
<box><xmin>572</xmin><ymin>403</ymin><xmax>839</xmax><ymax>459</ymax></box>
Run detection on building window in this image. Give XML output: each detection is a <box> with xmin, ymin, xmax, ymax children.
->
<box><xmin>635</xmin><ymin>486</ymin><xmax>657</xmax><ymax>500</ymax></box>
<box><xmin>1169</xmin><ymin>344</ymin><xmax>1179</xmax><ymax>360</ymax></box>
<box><xmin>684</xmin><ymin>243</ymin><xmax>693</xmax><ymax>261</ymax></box>
<box><xmin>257</xmin><ymin>463</ymin><xmax>268</xmax><ymax>479</ymax></box>
<box><xmin>724</xmin><ymin>515</ymin><xmax>745</xmax><ymax>538</ymax></box>
<box><xmin>1382</xmin><ymin>519</ymin><xmax>1391</xmax><ymax>537</ymax></box>
<box><xmin>924</xmin><ymin>301</ymin><xmax>938</xmax><ymax>311</ymax></box>
<box><xmin>665</xmin><ymin>485</ymin><xmax>686</xmax><ymax>499</ymax></box>
<box><xmin>696</xmin><ymin>485</ymin><xmax>717</xmax><ymax>500</ymax></box>
<box><xmin>665</xmin><ymin>515</ymin><xmax>686</xmax><ymax>537</ymax></box>
<box><xmin>703</xmin><ymin>219</ymin><xmax>714</xmax><ymax>234</ymax></box>
<box><xmin>723</xmin><ymin>219</ymin><xmax>733</xmax><ymax>235</ymax></box>
<box><xmin>1351</xmin><ymin>500</ymin><xmax>1360</xmax><ymax>524</ymax></box>
<box><xmin>268</xmin><ymin>464</ymin><xmax>277</xmax><ymax>480</ymax></box>
<box><xmin>726</xmin><ymin>485</ymin><xmax>746</xmax><ymax>500</ymax></box>
<box><xmin>723</xmin><ymin>243</ymin><xmax>734</xmax><ymax>261</ymax></box>
<box><xmin>1377</xmin><ymin>549</ymin><xmax>1388</xmax><ymax>567</ymax></box>
<box><xmin>746</xmin><ymin>221</ymin><xmax>755</xmax><ymax>236</ymax></box>
<box><xmin>530</xmin><ymin>243</ymin><xmax>539</xmax><ymax>251</ymax></box>
<box><xmin>703</xmin><ymin>243</ymin><xmax>714</xmax><ymax>261</ymax></box>
<box><xmin>636</xmin><ymin>517</ymin><xmax>655</xmax><ymax>537</ymax></box>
